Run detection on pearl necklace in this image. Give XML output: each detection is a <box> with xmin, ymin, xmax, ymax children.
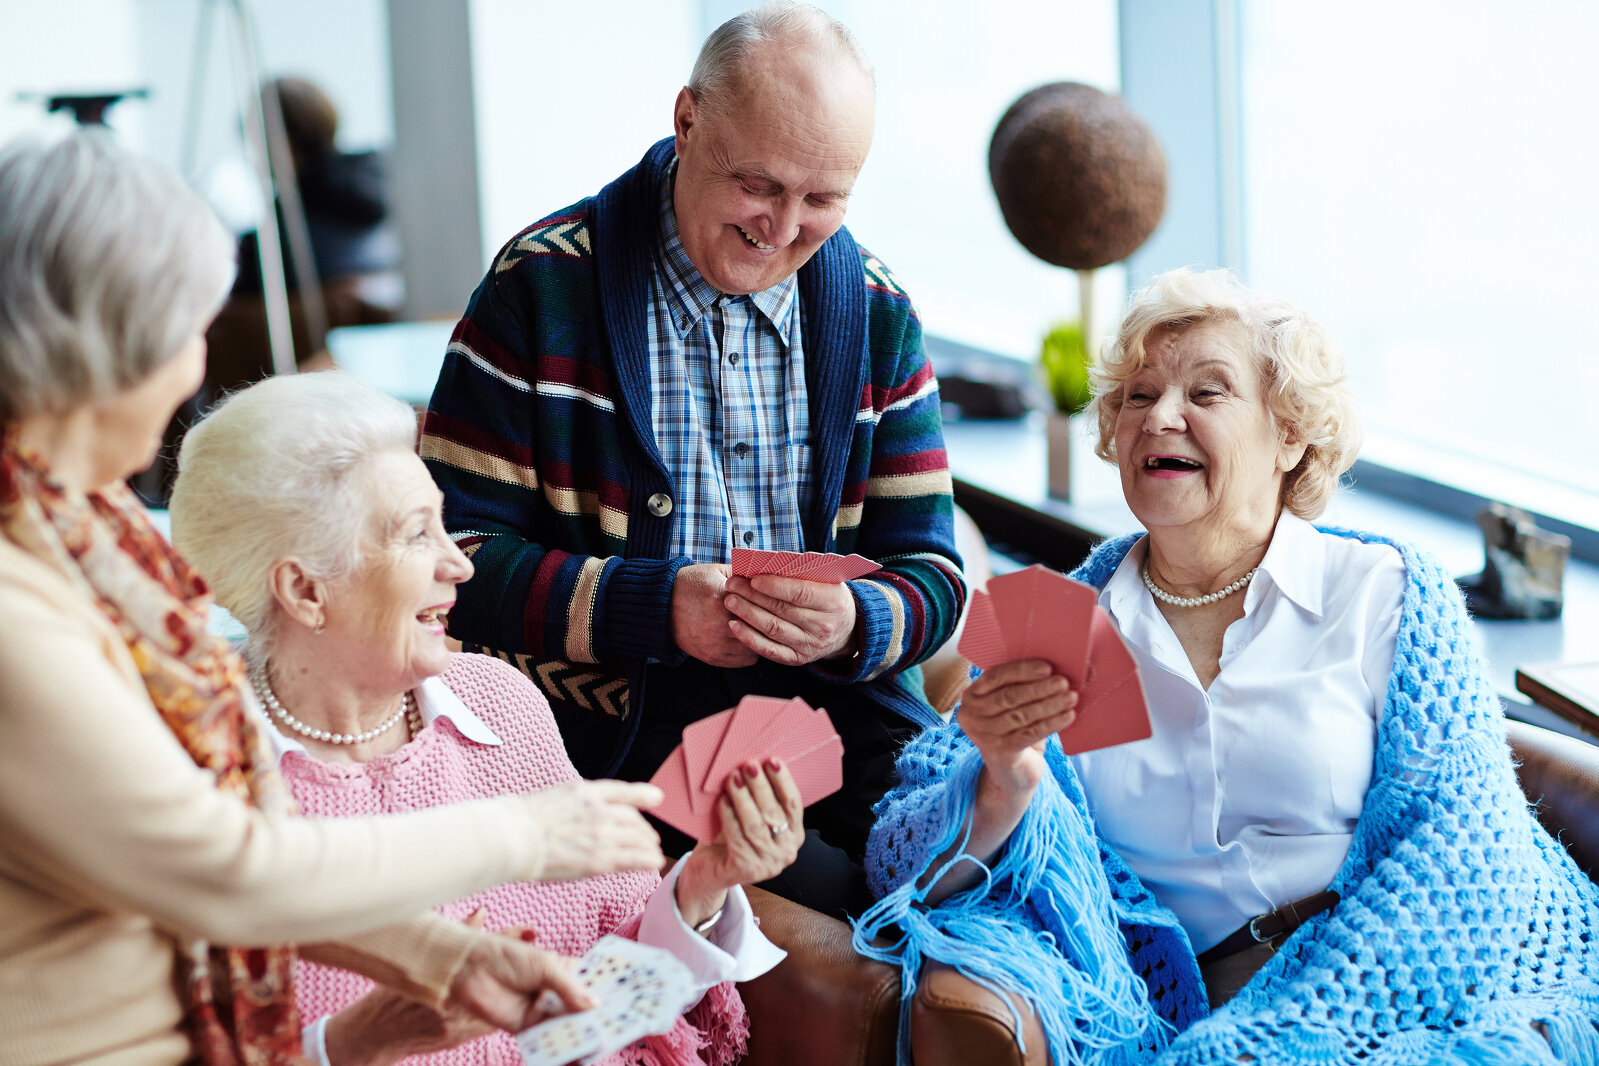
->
<box><xmin>1142</xmin><ymin>562</ymin><xmax>1257</xmax><ymax>608</ymax></box>
<box><xmin>252</xmin><ymin>665</ymin><xmax>415</xmax><ymax>746</ymax></box>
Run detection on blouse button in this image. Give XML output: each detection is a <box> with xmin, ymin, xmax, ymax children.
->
<box><xmin>647</xmin><ymin>493</ymin><xmax>673</xmax><ymax>517</ymax></box>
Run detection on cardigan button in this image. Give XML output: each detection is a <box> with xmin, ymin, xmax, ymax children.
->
<box><xmin>647</xmin><ymin>492</ymin><xmax>673</xmax><ymax>517</ymax></box>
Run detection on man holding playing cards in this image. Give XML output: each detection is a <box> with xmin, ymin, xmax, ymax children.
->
<box><xmin>421</xmin><ymin>1</ymin><xmax>965</xmax><ymax>915</ymax></box>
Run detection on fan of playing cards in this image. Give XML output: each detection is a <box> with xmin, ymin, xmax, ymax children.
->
<box><xmin>516</xmin><ymin>936</ymin><xmax>697</xmax><ymax>1066</ymax></box>
<box><xmin>958</xmin><ymin>565</ymin><xmax>1153</xmax><ymax>755</ymax></box>
<box><xmin>649</xmin><ymin>695</ymin><xmax>844</xmax><ymax>842</ymax></box>
<box><xmin>731</xmin><ymin>547</ymin><xmax>880</xmax><ymax>582</ymax></box>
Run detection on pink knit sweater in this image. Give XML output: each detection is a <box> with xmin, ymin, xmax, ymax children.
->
<box><xmin>283</xmin><ymin>653</ymin><xmax>749</xmax><ymax>1066</ymax></box>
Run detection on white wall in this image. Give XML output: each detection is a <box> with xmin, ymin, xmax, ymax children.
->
<box><xmin>466</xmin><ymin>0</ymin><xmax>701</xmax><ymax>266</ymax></box>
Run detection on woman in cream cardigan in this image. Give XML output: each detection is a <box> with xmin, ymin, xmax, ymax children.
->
<box><xmin>0</xmin><ymin>132</ymin><xmax>664</xmax><ymax>1066</ymax></box>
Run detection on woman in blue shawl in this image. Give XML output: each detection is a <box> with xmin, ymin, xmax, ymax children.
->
<box><xmin>857</xmin><ymin>269</ymin><xmax>1599</xmax><ymax>1065</ymax></box>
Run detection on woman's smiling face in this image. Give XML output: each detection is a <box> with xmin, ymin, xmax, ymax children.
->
<box><xmin>1113</xmin><ymin>319</ymin><xmax>1305</xmax><ymax>542</ymax></box>
<box><xmin>319</xmin><ymin>450</ymin><xmax>474</xmax><ymax>694</ymax></box>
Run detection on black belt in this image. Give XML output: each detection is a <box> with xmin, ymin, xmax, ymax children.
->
<box><xmin>1195</xmin><ymin>890</ymin><xmax>1340</xmax><ymax>966</ymax></box>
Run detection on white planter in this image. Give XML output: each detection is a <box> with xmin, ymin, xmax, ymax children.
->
<box><xmin>1046</xmin><ymin>411</ymin><xmax>1073</xmax><ymax>501</ymax></box>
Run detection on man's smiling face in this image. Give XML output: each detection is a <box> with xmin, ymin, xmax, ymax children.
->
<box><xmin>671</xmin><ymin>46</ymin><xmax>874</xmax><ymax>296</ymax></box>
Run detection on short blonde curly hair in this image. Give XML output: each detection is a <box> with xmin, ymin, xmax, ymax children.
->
<box><xmin>1090</xmin><ymin>268</ymin><xmax>1360</xmax><ymax>520</ymax></box>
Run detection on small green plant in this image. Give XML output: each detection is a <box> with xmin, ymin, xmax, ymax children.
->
<box><xmin>1040</xmin><ymin>320</ymin><xmax>1092</xmax><ymax>417</ymax></box>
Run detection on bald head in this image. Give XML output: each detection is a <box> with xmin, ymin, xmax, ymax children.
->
<box><xmin>688</xmin><ymin>2</ymin><xmax>875</xmax><ymax>118</ymax></box>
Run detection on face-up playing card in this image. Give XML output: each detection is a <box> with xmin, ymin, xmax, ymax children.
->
<box><xmin>517</xmin><ymin>937</ymin><xmax>698</xmax><ymax>1066</ymax></box>
<box><xmin>957</xmin><ymin>567</ymin><xmax>1151</xmax><ymax>756</ymax></box>
<box><xmin>731</xmin><ymin>548</ymin><xmax>881</xmax><ymax>582</ymax></box>
<box><xmin>647</xmin><ymin>695</ymin><xmax>844</xmax><ymax>843</ymax></box>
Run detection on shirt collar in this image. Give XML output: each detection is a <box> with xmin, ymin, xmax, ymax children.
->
<box><xmin>656</xmin><ymin>159</ymin><xmax>797</xmax><ymax>342</ymax></box>
<box><xmin>1099</xmin><ymin>510</ymin><xmax>1325</xmax><ymax>620</ymax></box>
<box><xmin>1251</xmin><ymin>510</ymin><xmax>1325</xmax><ymax>618</ymax></box>
<box><xmin>259</xmin><ymin>674</ymin><xmax>503</xmax><ymax>765</ymax></box>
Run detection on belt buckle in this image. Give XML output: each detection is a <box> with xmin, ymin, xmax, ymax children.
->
<box><xmin>1247</xmin><ymin>914</ymin><xmax>1274</xmax><ymax>944</ymax></box>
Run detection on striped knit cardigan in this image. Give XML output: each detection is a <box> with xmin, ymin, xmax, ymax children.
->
<box><xmin>421</xmin><ymin>137</ymin><xmax>965</xmax><ymax>777</ymax></box>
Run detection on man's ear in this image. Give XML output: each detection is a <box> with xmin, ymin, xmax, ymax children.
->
<box><xmin>270</xmin><ymin>558</ymin><xmax>327</xmax><ymax>634</ymax></box>
<box><xmin>673</xmin><ymin>85</ymin><xmax>698</xmax><ymax>155</ymax></box>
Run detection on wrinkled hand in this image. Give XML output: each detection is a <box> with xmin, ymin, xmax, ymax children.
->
<box><xmin>527</xmin><ymin>779</ymin><xmax>665</xmax><ymax>880</ymax></box>
<box><xmin>959</xmin><ymin>660</ymin><xmax>1076</xmax><ymax>801</ymax></box>
<box><xmin>325</xmin><ymin>911</ymin><xmax>495</xmax><ymax>1066</ymax></box>
<box><xmin>674</xmin><ymin>759</ymin><xmax>805</xmax><ymax>928</ymax></box>
<box><xmin>672</xmin><ymin>563</ymin><xmax>759</xmax><ymax>667</ymax></box>
<box><xmin>326</xmin><ymin>982</ymin><xmax>494</xmax><ymax>1066</ymax></box>
<box><xmin>723</xmin><ymin>574</ymin><xmax>858</xmax><ymax>666</ymax></box>
<box><xmin>445</xmin><ymin>931</ymin><xmax>596</xmax><ymax>1032</ymax></box>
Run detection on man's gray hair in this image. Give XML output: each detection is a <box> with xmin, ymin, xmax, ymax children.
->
<box><xmin>688</xmin><ymin>1</ymin><xmax>874</xmax><ymax>114</ymax></box>
<box><xmin>0</xmin><ymin>132</ymin><xmax>235</xmax><ymax>425</ymax></box>
<box><xmin>170</xmin><ymin>371</ymin><xmax>420</xmax><ymax>666</ymax></box>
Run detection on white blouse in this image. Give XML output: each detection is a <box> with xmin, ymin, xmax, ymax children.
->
<box><xmin>1070</xmin><ymin>512</ymin><xmax>1406</xmax><ymax>953</ymax></box>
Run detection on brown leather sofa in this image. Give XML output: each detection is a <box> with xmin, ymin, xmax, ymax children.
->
<box><xmin>736</xmin><ymin>716</ymin><xmax>1599</xmax><ymax>1066</ymax></box>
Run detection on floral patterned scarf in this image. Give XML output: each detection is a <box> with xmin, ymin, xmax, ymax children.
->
<box><xmin>0</xmin><ymin>440</ymin><xmax>306</xmax><ymax>1066</ymax></box>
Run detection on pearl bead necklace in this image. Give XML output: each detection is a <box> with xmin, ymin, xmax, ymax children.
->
<box><xmin>252</xmin><ymin>665</ymin><xmax>414</xmax><ymax>746</ymax></box>
<box><xmin>1142</xmin><ymin>562</ymin><xmax>1257</xmax><ymax>608</ymax></box>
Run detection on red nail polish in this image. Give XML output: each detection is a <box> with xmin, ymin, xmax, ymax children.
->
<box><xmin>519</xmin><ymin>929</ymin><xmax>538</xmax><ymax>942</ymax></box>
<box><xmin>764</xmin><ymin>757</ymin><xmax>780</xmax><ymax>771</ymax></box>
<box><xmin>731</xmin><ymin>769</ymin><xmax>744</xmax><ymax>787</ymax></box>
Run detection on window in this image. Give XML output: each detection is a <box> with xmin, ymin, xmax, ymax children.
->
<box><xmin>1237</xmin><ymin>2</ymin><xmax>1599</xmax><ymax>527</ymax></box>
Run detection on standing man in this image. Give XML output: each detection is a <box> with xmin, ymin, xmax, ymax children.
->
<box><xmin>421</xmin><ymin>2</ymin><xmax>965</xmax><ymax>914</ymax></box>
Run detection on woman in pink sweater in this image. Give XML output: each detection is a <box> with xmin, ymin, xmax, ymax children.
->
<box><xmin>171</xmin><ymin>371</ymin><xmax>801</xmax><ymax>1066</ymax></box>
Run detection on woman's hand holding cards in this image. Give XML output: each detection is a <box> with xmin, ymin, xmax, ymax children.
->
<box><xmin>673</xmin><ymin>759</ymin><xmax>805</xmax><ymax>932</ymax></box>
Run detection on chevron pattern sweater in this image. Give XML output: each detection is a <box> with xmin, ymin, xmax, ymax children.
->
<box><xmin>421</xmin><ymin>137</ymin><xmax>964</xmax><ymax>776</ymax></box>
<box><xmin>857</xmin><ymin>530</ymin><xmax>1599</xmax><ymax>1065</ymax></box>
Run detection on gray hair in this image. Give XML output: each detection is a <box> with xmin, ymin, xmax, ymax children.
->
<box><xmin>170</xmin><ymin>371</ymin><xmax>419</xmax><ymax>664</ymax></box>
<box><xmin>0</xmin><ymin>132</ymin><xmax>235</xmax><ymax>425</ymax></box>
<box><xmin>1091</xmin><ymin>268</ymin><xmax>1361</xmax><ymax>520</ymax></box>
<box><xmin>688</xmin><ymin>1</ymin><xmax>874</xmax><ymax>115</ymax></box>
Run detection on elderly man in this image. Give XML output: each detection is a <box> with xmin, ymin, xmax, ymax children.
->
<box><xmin>421</xmin><ymin>2</ymin><xmax>964</xmax><ymax>914</ymax></box>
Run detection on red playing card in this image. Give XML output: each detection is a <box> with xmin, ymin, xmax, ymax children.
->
<box><xmin>730</xmin><ymin>548</ymin><xmax>881</xmax><ymax>582</ymax></box>
<box><xmin>647</xmin><ymin>748</ymin><xmax>716</xmax><ymax>842</ymax></box>
<box><xmin>764</xmin><ymin>706</ymin><xmax>839</xmax><ymax>767</ymax></box>
<box><xmin>956</xmin><ymin>590</ymin><xmax>1008</xmax><ymax>669</ymax></box>
<box><xmin>782</xmin><ymin>732</ymin><xmax>844</xmax><ymax>806</ymax></box>
<box><xmin>680</xmin><ymin>708</ymin><xmax>734</xmax><ymax>816</ymax></box>
<box><xmin>790</xmin><ymin>554</ymin><xmax>881</xmax><ymax>582</ymax></box>
<box><xmin>985</xmin><ymin>566</ymin><xmax>1097</xmax><ymax>686</ymax></box>
<box><xmin>1057</xmin><ymin>606</ymin><xmax>1152</xmax><ymax>755</ymax></box>
<box><xmin>702</xmin><ymin>696</ymin><xmax>791</xmax><ymax>796</ymax></box>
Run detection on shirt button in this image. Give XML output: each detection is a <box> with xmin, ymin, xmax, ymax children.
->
<box><xmin>742</xmin><ymin>530</ymin><xmax>755</xmax><ymax>545</ymax></box>
<box><xmin>647</xmin><ymin>493</ymin><xmax>673</xmax><ymax>517</ymax></box>
<box><xmin>733</xmin><ymin>441</ymin><xmax>750</xmax><ymax>458</ymax></box>
<box><xmin>728</xmin><ymin>352</ymin><xmax>740</xmax><ymax>365</ymax></box>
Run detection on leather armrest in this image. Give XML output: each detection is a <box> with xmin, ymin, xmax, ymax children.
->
<box><xmin>1507</xmin><ymin>718</ymin><xmax>1599</xmax><ymax>881</ymax></box>
<box><xmin>910</xmin><ymin>961</ymin><xmax>1049</xmax><ymax>1066</ymax></box>
<box><xmin>740</xmin><ymin>886</ymin><xmax>900</xmax><ymax>1066</ymax></box>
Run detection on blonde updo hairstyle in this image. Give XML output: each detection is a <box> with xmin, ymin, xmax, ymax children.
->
<box><xmin>1090</xmin><ymin>268</ymin><xmax>1360</xmax><ymax>520</ymax></box>
<box><xmin>170</xmin><ymin>371</ymin><xmax>419</xmax><ymax>665</ymax></box>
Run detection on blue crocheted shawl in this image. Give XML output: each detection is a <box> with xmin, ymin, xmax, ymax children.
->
<box><xmin>854</xmin><ymin>529</ymin><xmax>1599</xmax><ymax>1065</ymax></box>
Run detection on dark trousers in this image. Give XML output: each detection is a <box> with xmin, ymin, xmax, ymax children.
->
<box><xmin>614</xmin><ymin>658</ymin><xmax>917</xmax><ymax>921</ymax></box>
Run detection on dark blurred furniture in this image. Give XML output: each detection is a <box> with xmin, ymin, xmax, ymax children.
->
<box><xmin>1517</xmin><ymin>661</ymin><xmax>1599</xmax><ymax>739</ymax></box>
<box><xmin>739</xmin><ymin>716</ymin><xmax>1599</xmax><ymax>1066</ymax></box>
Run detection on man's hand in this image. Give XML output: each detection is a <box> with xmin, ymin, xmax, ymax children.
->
<box><xmin>671</xmin><ymin>563</ymin><xmax>758</xmax><ymax>667</ymax></box>
<box><xmin>723</xmin><ymin>574</ymin><xmax>858</xmax><ymax>666</ymax></box>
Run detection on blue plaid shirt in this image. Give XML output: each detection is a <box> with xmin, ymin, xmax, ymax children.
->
<box><xmin>648</xmin><ymin>165</ymin><xmax>812</xmax><ymax>563</ymax></box>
